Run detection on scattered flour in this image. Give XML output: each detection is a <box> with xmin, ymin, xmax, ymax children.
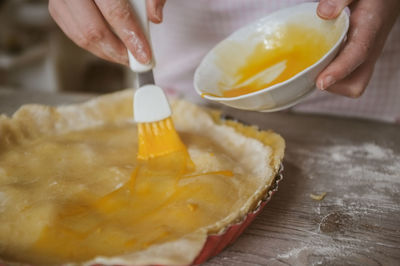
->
<box><xmin>274</xmin><ymin>239</ymin><xmax>353</xmax><ymax>266</ymax></box>
<box><xmin>274</xmin><ymin>141</ymin><xmax>400</xmax><ymax>265</ymax></box>
<box><xmin>330</xmin><ymin>143</ymin><xmax>391</xmax><ymax>162</ymax></box>
<box><xmin>289</xmin><ymin>141</ymin><xmax>400</xmax><ymax>198</ymax></box>
<box><xmin>277</xmin><ymin>246</ymin><xmax>309</xmax><ymax>259</ymax></box>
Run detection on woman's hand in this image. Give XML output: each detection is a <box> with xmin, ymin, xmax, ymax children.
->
<box><xmin>316</xmin><ymin>0</ymin><xmax>400</xmax><ymax>98</ymax></box>
<box><xmin>48</xmin><ymin>0</ymin><xmax>166</xmax><ymax>66</ymax></box>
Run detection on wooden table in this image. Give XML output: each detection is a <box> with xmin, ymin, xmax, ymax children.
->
<box><xmin>1</xmin><ymin>89</ymin><xmax>399</xmax><ymax>266</ymax></box>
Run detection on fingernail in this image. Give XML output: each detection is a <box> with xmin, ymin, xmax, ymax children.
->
<box><xmin>319</xmin><ymin>0</ymin><xmax>337</xmax><ymax>18</ymax></box>
<box><xmin>135</xmin><ymin>48</ymin><xmax>151</xmax><ymax>64</ymax></box>
<box><xmin>155</xmin><ymin>4</ymin><xmax>163</xmax><ymax>22</ymax></box>
<box><xmin>321</xmin><ymin>75</ymin><xmax>335</xmax><ymax>90</ymax></box>
<box><xmin>133</xmin><ymin>38</ymin><xmax>151</xmax><ymax>64</ymax></box>
<box><xmin>125</xmin><ymin>30</ymin><xmax>151</xmax><ymax>64</ymax></box>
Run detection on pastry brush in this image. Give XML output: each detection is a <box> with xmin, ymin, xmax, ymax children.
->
<box><xmin>128</xmin><ymin>0</ymin><xmax>186</xmax><ymax>160</ymax></box>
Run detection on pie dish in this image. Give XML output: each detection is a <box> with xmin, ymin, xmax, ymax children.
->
<box><xmin>0</xmin><ymin>90</ymin><xmax>285</xmax><ymax>265</ymax></box>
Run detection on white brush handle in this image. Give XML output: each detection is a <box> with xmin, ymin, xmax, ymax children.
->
<box><xmin>128</xmin><ymin>0</ymin><xmax>154</xmax><ymax>72</ymax></box>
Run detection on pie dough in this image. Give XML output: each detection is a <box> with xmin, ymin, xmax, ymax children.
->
<box><xmin>0</xmin><ymin>90</ymin><xmax>284</xmax><ymax>265</ymax></box>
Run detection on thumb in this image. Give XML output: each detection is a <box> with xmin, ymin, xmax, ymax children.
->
<box><xmin>317</xmin><ymin>0</ymin><xmax>354</xmax><ymax>19</ymax></box>
<box><xmin>147</xmin><ymin>0</ymin><xmax>166</xmax><ymax>23</ymax></box>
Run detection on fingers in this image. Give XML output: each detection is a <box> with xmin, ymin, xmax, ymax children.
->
<box><xmin>324</xmin><ymin>59</ymin><xmax>375</xmax><ymax>98</ymax></box>
<box><xmin>147</xmin><ymin>0</ymin><xmax>167</xmax><ymax>23</ymax></box>
<box><xmin>49</xmin><ymin>0</ymin><xmax>165</xmax><ymax>65</ymax></box>
<box><xmin>317</xmin><ymin>0</ymin><xmax>355</xmax><ymax>19</ymax></box>
<box><xmin>95</xmin><ymin>0</ymin><xmax>151</xmax><ymax>64</ymax></box>
<box><xmin>49</xmin><ymin>0</ymin><xmax>128</xmax><ymax>65</ymax></box>
<box><xmin>316</xmin><ymin>1</ymin><xmax>382</xmax><ymax>92</ymax></box>
<box><xmin>48</xmin><ymin>0</ymin><xmax>74</xmax><ymax>38</ymax></box>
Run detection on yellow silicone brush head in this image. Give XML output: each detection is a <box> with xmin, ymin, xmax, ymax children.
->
<box><xmin>137</xmin><ymin>117</ymin><xmax>187</xmax><ymax>160</ymax></box>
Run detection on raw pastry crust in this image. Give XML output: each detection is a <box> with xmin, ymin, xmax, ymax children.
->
<box><xmin>0</xmin><ymin>90</ymin><xmax>284</xmax><ymax>265</ymax></box>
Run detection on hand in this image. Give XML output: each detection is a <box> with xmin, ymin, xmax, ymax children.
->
<box><xmin>315</xmin><ymin>0</ymin><xmax>400</xmax><ymax>98</ymax></box>
<box><xmin>48</xmin><ymin>0</ymin><xmax>166</xmax><ymax>66</ymax></box>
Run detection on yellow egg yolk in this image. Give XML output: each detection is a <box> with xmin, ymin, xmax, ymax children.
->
<box><xmin>0</xmin><ymin>122</ymin><xmax>245</xmax><ymax>265</ymax></box>
<box><xmin>31</xmin><ymin>150</ymin><xmax>226</xmax><ymax>264</ymax></box>
<box><xmin>217</xmin><ymin>24</ymin><xmax>332</xmax><ymax>98</ymax></box>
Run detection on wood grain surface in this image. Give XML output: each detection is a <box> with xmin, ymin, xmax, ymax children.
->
<box><xmin>1</xmin><ymin>89</ymin><xmax>399</xmax><ymax>266</ymax></box>
<box><xmin>204</xmin><ymin>107</ymin><xmax>400</xmax><ymax>266</ymax></box>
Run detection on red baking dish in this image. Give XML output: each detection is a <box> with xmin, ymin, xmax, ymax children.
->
<box><xmin>193</xmin><ymin>165</ymin><xmax>283</xmax><ymax>265</ymax></box>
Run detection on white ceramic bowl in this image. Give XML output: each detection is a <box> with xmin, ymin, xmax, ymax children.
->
<box><xmin>194</xmin><ymin>2</ymin><xmax>349</xmax><ymax>112</ymax></box>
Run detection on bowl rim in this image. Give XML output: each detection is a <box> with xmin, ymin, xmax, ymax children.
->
<box><xmin>194</xmin><ymin>2</ymin><xmax>350</xmax><ymax>102</ymax></box>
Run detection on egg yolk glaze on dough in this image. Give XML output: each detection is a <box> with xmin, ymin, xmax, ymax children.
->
<box><xmin>0</xmin><ymin>95</ymin><xmax>284</xmax><ymax>265</ymax></box>
<box><xmin>0</xmin><ymin>124</ymin><xmax>235</xmax><ymax>264</ymax></box>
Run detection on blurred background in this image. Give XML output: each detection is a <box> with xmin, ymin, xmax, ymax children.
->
<box><xmin>0</xmin><ymin>0</ymin><xmax>132</xmax><ymax>94</ymax></box>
